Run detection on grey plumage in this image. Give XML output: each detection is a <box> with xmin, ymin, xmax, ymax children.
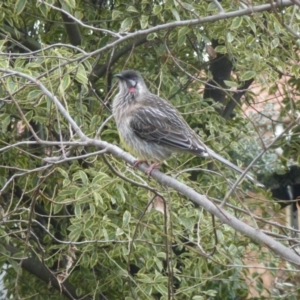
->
<box><xmin>113</xmin><ymin>70</ymin><xmax>262</xmax><ymax>186</ymax></box>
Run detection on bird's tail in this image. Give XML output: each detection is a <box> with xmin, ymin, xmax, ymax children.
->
<box><xmin>204</xmin><ymin>148</ymin><xmax>264</xmax><ymax>187</ymax></box>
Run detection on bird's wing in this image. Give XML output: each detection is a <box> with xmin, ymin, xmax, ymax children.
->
<box><xmin>129</xmin><ymin>104</ymin><xmax>264</xmax><ymax>187</ymax></box>
<box><xmin>129</xmin><ymin>105</ymin><xmax>206</xmax><ymax>153</ymax></box>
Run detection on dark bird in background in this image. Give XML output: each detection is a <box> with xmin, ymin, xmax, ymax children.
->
<box><xmin>112</xmin><ymin>70</ymin><xmax>262</xmax><ymax>186</ymax></box>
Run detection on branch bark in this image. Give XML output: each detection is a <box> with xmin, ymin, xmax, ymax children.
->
<box><xmin>89</xmin><ymin>35</ymin><xmax>148</xmax><ymax>83</ymax></box>
<box><xmin>1</xmin><ymin>24</ymin><xmax>41</xmax><ymax>51</ymax></box>
<box><xmin>222</xmin><ymin>78</ymin><xmax>254</xmax><ymax>119</ymax></box>
<box><xmin>2</xmin><ymin>244</ymin><xmax>83</xmax><ymax>300</ymax></box>
<box><xmin>61</xmin><ymin>12</ymin><xmax>82</xmax><ymax>46</ymax></box>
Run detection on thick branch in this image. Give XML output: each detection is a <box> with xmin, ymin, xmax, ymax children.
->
<box><xmin>2</xmin><ymin>66</ymin><xmax>300</xmax><ymax>266</ymax></box>
<box><xmin>203</xmin><ymin>45</ymin><xmax>233</xmax><ymax>107</ymax></box>
<box><xmin>2</xmin><ymin>244</ymin><xmax>83</xmax><ymax>300</ymax></box>
<box><xmin>1</xmin><ymin>24</ymin><xmax>41</xmax><ymax>51</ymax></box>
<box><xmin>222</xmin><ymin>78</ymin><xmax>254</xmax><ymax>119</ymax></box>
<box><xmin>61</xmin><ymin>12</ymin><xmax>82</xmax><ymax>46</ymax></box>
<box><xmin>90</xmin><ymin>35</ymin><xmax>148</xmax><ymax>83</ymax></box>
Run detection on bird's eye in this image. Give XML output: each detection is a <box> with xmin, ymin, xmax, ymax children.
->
<box><xmin>128</xmin><ymin>79</ymin><xmax>137</xmax><ymax>87</ymax></box>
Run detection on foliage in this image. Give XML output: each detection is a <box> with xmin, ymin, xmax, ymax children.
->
<box><xmin>1</xmin><ymin>0</ymin><xmax>300</xmax><ymax>299</ymax></box>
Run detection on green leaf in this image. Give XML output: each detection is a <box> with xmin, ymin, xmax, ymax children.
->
<box><xmin>231</xmin><ymin>17</ymin><xmax>243</xmax><ymax>30</ymax></box>
<box><xmin>224</xmin><ymin>80</ymin><xmax>239</xmax><ymax>88</ymax></box>
<box><xmin>146</xmin><ymin>259</ymin><xmax>154</xmax><ymax>269</ymax></box>
<box><xmin>274</xmin><ymin>21</ymin><xmax>281</xmax><ymax>34</ymax></box>
<box><xmin>154</xmin><ymin>258</ymin><xmax>163</xmax><ymax>271</ymax></box>
<box><xmin>217</xmin><ymin>230</ymin><xmax>224</xmax><ymax>242</ymax></box>
<box><xmin>81</xmin><ymin>253</ymin><xmax>89</xmax><ymax>268</ymax></box>
<box><xmin>12</xmin><ymin>250</ymin><xmax>25</xmax><ymax>259</ymax></box>
<box><xmin>140</xmin><ymin>15</ymin><xmax>148</xmax><ymax>29</ymax></box>
<box><xmin>103</xmin><ymin>228</ymin><xmax>109</xmax><ymax>241</ymax></box>
<box><xmin>0</xmin><ymin>60</ymin><xmax>8</xmax><ymax>68</ymax></box>
<box><xmin>1</xmin><ymin>115</ymin><xmax>10</xmax><ymax>133</ymax></box>
<box><xmin>75</xmin><ymin>11</ymin><xmax>83</xmax><ymax>20</ymax></box>
<box><xmin>93</xmin><ymin>192</ymin><xmax>103</xmax><ymax>206</ymax></box>
<box><xmin>228</xmin><ymin>244</ymin><xmax>237</xmax><ymax>255</ymax></box>
<box><xmin>38</xmin><ymin>2</ymin><xmax>48</xmax><ymax>18</ymax></box>
<box><xmin>84</xmin><ymin>228</ymin><xmax>93</xmax><ymax>239</ymax></box>
<box><xmin>122</xmin><ymin>210</ymin><xmax>131</xmax><ymax>227</ymax></box>
<box><xmin>24</xmin><ymin>110</ymin><xmax>33</xmax><ymax>122</ymax></box>
<box><xmin>53</xmin><ymin>204</ymin><xmax>63</xmax><ymax>214</ymax></box>
<box><xmin>0</xmin><ymin>10</ymin><xmax>5</xmax><ymax>22</ymax></box>
<box><xmin>90</xmin><ymin>252</ymin><xmax>98</xmax><ymax>267</ymax></box>
<box><xmin>227</xmin><ymin>32</ymin><xmax>234</xmax><ymax>43</ymax></box>
<box><xmin>271</xmin><ymin>38</ymin><xmax>279</xmax><ymax>49</ymax></box>
<box><xmin>75</xmin><ymin>64</ymin><xmax>88</xmax><ymax>85</ymax></box>
<box><xmin>89</xmin><ymin>203</ymin><xmax>95</xmax><ymax>216</ymax></box>
<box><xmin>207</xmin><ymin>2</ymin><xmax>217</xmax><ymax>11</ymax></box>
<box><xmin>92</xmin><ymin>172</ymin><xmax>110</xmax><ymax>184</ymax></box>
<box><xmin>15</xmin><ymin>0</ymin><xmax>27</xmax><ymax>15</ymax></box>
<box><xmin>156</xmin><ymin>252</ymin><xmax>166</xmax><ymax>259</ymax></box>
<box><xmin>120</xmin><ymin>17</ymin><xmax>133</xmax><ymax>31</ymax></box>
<box><xmin>178</xmin><ymin>27</ymin><xmax>190</xmax><ymax>39</ymax></box>
<box><xmin>64</xmin><ymin>0</ymin><xmax>76</xmax><ymax>9</ymax></box>
<box><xmin>116</xmin><ymin>184</ymin><xmax>126</xmax><ymax>202</ymax></box>
<box><xmin>177</xmin><ymin>34</ymin><xmax>186</xmax><ymax>46</ymax></box>
<box><xmin>98</xmin><ymin>36</ymin><xmax>108</xmax><ymax>48</ymax></box>
<box><xmin>155</xmin><ymin>284</ymin><xmax>168</xmax><ymax>296</ymax></box>
<box><xmin>68</xmin><ymin>225</ymin><xmax>82</xmax><ymax>241</ymax></box>
<box><xmin>116</xmin><ymin>228</ymin><xmax>124</xmax><ymax>236</ymax></box>
<box><xmin>63</xmin><ymin>179</ymin><xmax>71</xmax><ymax>187</ymax></box>
<box><xmin>75</xmin><ymin>187</ymin><xmax>89</xmax><ymax>200</ymax></box>
<box><xmin>79</xmin><ymin>170</ymin><xmax>89</xmax><ymax>185</ymax></box>
<box><xmin>171</xmin><ymin>8</ymin><xmax>180</xmax><ymax>21</ymax></box>
<box><xmin>127</xmin><ymin>6</ymin><xmax>138</xmax><ymax>13</ymax></box>
<box><xmin>27</xmin><ymin>90</ymin><xmax>41</xmax><ymax>100</ymax></box>
<box><xmin>112</xmin><ymin>10</ymin><xmax>122</xmax><ymax>20</ymax></box>
<box><xmin>181</xmin><ymin>2</ymin><xmax>195</xmax><ymax>11</ymax></box>
<box><xmin>215</xmin><ymin>45</ymin><xmax>227</xmax><ymax>54</ymax></box>
<box><xmin>137</xmin><ymin>274</ymin><xmax>153</xmax><ymax>283</ymax></box>
<box><xmin>240</xmin><ymin>70</ymin><xmax>256</xmax><ymax>81</ymax></box>
<box><xmin>56</xmin><ymin>167</ymin><xmax>69</xmax><ymax>179</ymax></box>
<box><xmin>74</xmin><ymin>204</ymin><xmax>82</xmax><ymax>218</ymax></box>
<box><xmin>246</xmin><ymin>18</ymin><xmax>256</xmax><ymax>33</ymax></box>
<box><xmin>6</xmin><ymin>76</ymin><xmax>17</xmax><ymax>93</ymax></box>
<box><xmin>147</xmin><ymin>33</ymin><xmax>157</xmax><ymax>40</ymax></box>
<box><xmin>153</xmin><ymin>5</ymin><xmax>162</xmax><ymax>15</ymax></box>
<box><xmin>60</xmin><ymin>74</ymin><xmax>71</xmax><ymax>92</ymax></box>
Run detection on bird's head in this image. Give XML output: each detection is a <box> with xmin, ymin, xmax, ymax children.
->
<box><xmin>114</xmin><ymin>70</ymin><xmax>148</xmax><ymax>99</ymax></box>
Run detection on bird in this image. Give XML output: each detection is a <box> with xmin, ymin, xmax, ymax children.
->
<box><xmin>112</xmin><ymin>70</ymin><xmax>262</xmax><ymax>186</ymax></box>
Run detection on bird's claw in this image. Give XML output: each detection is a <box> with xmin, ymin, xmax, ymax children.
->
<box><xmin>145</xmin><ymin>162</ymin><xmax>160</xmax><ymax>178</ymax></box>
<box><xmin>133</xmin><ymin>160</ymin><xmax>160</xmax><ymax>178</ymax></box>
<box><xmin>133</xmin><ymin>159</ymin><xmax>148</xmax><ymax>168</ymax></box>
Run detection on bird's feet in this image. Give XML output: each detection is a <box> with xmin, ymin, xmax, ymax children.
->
<box><xmin>133</xmin><ymin>159</ymin><xmax>148</xmax><ymax>168</ymax></box>
<box><xmin>145</xmin><ymin>162</ymin><xmax>160</xmax><ymax>177</ymax></box>
<box><xmin>133</xmin><ymin>160</ymin><xmax>160</xmax><ymax>178</ymax></box>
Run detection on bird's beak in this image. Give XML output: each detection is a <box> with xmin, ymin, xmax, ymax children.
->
<box><xmin>114</xmin><ymin>74</ymin><xmax>123</xmax><ymax>79</ymax></box>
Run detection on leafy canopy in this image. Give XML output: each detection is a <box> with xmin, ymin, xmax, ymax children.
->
<box><xmin>0</xmin><ymin>0</ymin><xmax>300</xmax><ymax>299</ymax></box>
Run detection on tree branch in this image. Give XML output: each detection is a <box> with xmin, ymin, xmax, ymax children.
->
<box><xmin>1</xmin><ymin>24</ymin><xmax>41</xmax><ymax>51</ymax></box>
<box><xmin>89</xmin><ymin>35</ymin><xmax>148</xmax><ymax>83</ymax></box>
<box><xmin>2</xmin><ymin>243</ymin><xmax>83</xmax><ymax>300</ymax></box>
<box><xmin>222</xmin><ymin>79</ymin><xmax>254</xmax><ymax>119</ymax></box>
<box><xmin>61</xmin><ymin>12</ymin><xmax>82</xmax><ymax>46</ymax></box>
<box><xmin>41</xmin><ymin>1</ymin><xmax>295</xmax><ymax>67</ymax></box>
<box><xmin>2</xmin><ymin>68</ymin><xmax>300</xmax><ymax>266</ymax></box>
